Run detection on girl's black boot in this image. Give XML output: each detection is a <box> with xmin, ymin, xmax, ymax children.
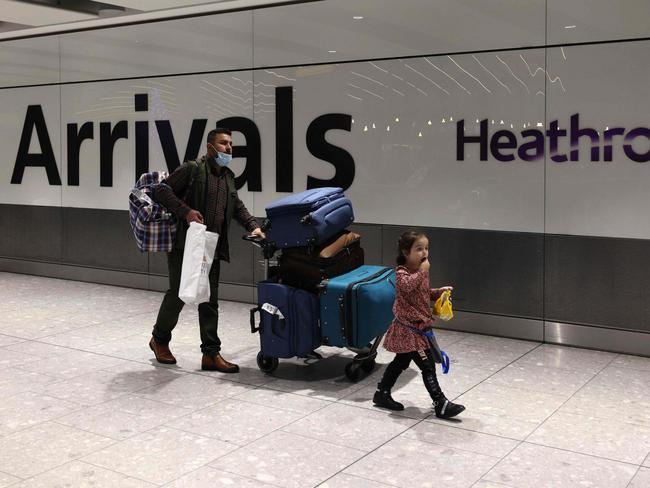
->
<box><xmin>373</xmin><ymin>389</ymin><xmax>404</xmax><ymax>411</ymax></box>
<box><xmin>373</xmin><ymin>361</ymin><xmax>405</xmax><ymax>411</ymax></box>
<box><xmin>422</xmin><ymin>369</ymin><xmax>465</xmax><ymax>419</ymax></box>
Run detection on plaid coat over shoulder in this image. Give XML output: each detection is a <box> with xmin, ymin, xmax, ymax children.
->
<box><xmin>128</xmin><ymin>171</ymin><xmax>177</xmax><ymax>252</ymax></box>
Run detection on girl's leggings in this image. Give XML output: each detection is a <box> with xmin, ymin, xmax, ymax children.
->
<box><xmin>378</xmin><ymin>349</ymin><xmax>435</xmax><ymax>390</ymax></box>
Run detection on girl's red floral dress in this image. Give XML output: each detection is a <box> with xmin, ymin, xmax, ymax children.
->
<box><xmin>382</xmin><ymin>266</ymin><xmax>443</xmax><ymax>354</ymax></box>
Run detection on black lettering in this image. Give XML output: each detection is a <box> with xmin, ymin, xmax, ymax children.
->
<box><xmin>603</xmin><ymin>127</ymin><xmax>625</xmax><ymax>161</ymax></box>
<box><xmin>517</xmin><ymin>129</ymin><xmax>545</xmax><ymax>161</ymax></box>
<box><xmin>11</xmin><ymin>105</ymin><xmax>61</xmax><ymax>185</ymax></box>
<box><xmin>623</xmin><ymin>128</ymin><xmax>650</xmax><ymax>163</ymax></box>
<box><xmin>135</xmin><ymin>121</ymin><xmax>149</xmax><ymax>180</ymax></box>
<box><xmin>305</xmin><ymin>113</ymin><xmax>355</xmax><ymax>190</ymax></box>
<box><xmin>217</xmin><ymin>117</ymin><xmax>262</xmax><ymax>191</ymax></box>
<box><xmin>275</xmin><ymin>86</ymin><xmax>293</xmax><ymax>192</ymax></box>
<box><xmin>490</xmin><ymin>130</ymin><xmax>517</xmax><ymax>162</ymax></box>
<box><xmin>546</xmin><ymin>120</ymin><xmax>567</xmax><ymax>163</ymax></box>
<box><xmin>155</xmin><ymin>119</ymin><xmax>207</xmax><ymax>172</ymax></box>
<box><xmin>99</xmin><ymin>121</ymin><xmax>128</xmax><ymax>187</ymax></box>
<box><xmin>66</xmin><ymin>122</ymin><xmax>94</xmax><ymax>186</ymax></box>
<box><xmin>570</xmin><ymin>113</ymin><xmax>599</xmax><ymax>161</ymax></box>
<box><xmin>456</xmin><ymin>119</ymin><xmax>488</xmax><ymax>160</ymax></box>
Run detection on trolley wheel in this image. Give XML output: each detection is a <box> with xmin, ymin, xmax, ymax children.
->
<box><xmin>344</xmin><ymin>362</ymin><xmax>363</xmax><ymax>382</ymax></box>
<box><xmin>257</xmin><ymin>352</ymin><xmax>279</xmax><ymax>373</ymax></box>
<box><xmin>360</xmin><ymin>358</ymin><xmax>376</xmax><ymax>373</ymax></box>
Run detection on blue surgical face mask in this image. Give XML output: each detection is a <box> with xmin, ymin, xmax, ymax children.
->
<box><xmin>209</xmin><ymin>143</ymin><xmax>232</xmax><ymax>167</ymax></box>
<box><xmin>214</xmin><ymin>151</ymin><xmax>232</xmax><ymax>167</ymax></box>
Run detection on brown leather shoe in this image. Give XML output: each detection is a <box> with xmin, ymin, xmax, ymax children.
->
<box><xmin>149</xmin><ymin>337</ymin><xmax>176</xmax><ymax>364</ymax></box>
<box><xmin>201</xmin><ymin>353</ymin><xmax>239</xmax><ymax>373</ymax></box>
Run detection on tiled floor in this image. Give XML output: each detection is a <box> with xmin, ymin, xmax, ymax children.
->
<box><xmin>0</xmin><ymin>272</ymin><xmax>649</xmax><ymax>487</ymax></box>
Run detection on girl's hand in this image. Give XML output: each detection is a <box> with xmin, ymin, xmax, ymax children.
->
<box><xmin>439</xmin><ymin>285</ymin><xmax>453</xmax><ymax>291</ymax></box>
<box><xmin>420</xmin><ymin>258</ymin><xmax>430</xmax><ymax>272</ymax></box>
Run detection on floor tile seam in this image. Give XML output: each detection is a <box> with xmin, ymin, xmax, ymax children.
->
<box><xmin>521</xmin><ymin>351</ymin><xmax>625</xmax><ymax>443</ymax></box>
<box><xmin>162</xmin><ymin>393</ymin><xmax>322</xmax><ymax>433</ymax></box>
<box><xmin>522</xmin><ymin>439</ymin><xmax>646</xmax><ymax>468</ymax></box>
<box><xmin>161</xmin><ymin>422</ymin><xmax>249</xmax><ymax>450</ymax></box>
<box><xmin>506</xmin><ymin>358</ymin><xmax>613</xmax><ymax>376</ymax></box>
<box><xmin>52</xmin><ymin>390</ymin><xmax>197</xmax><ymax>423</ymax></box>
<box><xmin>470</xmin><ymin>477</ymin><xmax>518</xmax><ymax>488</ymax></box>
<box><xmin>625</xmin><ymin>465</ymin><xmax>644</xmax><ymax>488</ymax></box>
<box><xmin>228</xmin><ymin>388</ymin><xmax>335</xmax><ymax>415</ymax></box>
<box><xmin>277</xmin><ymin>410</ymin><xmax>419</xmax><ymax>453</ymax></box>
<box><xmin>239</xmin><ymin>378</ymin><xmax>357</xmax><ymax>402</ymax></box>
<box><xmin>610</xmin><ymin>363</ymin><xmax>650</xmax><ymax>373</ymax></box>
<box><xmin>36</xmin><ymin>388</ymin><xmax>141</xmax><ymax>409</ymax></box>
<box><xmin>167</xmin><ymin>397</ymin><xmax>335</xmax><ymax>457</ymax></box>
<box><xmin>199</xmin><ymin>465</ymin><xmax>286</xmax><ymax>488</ymax></box>
<box><xmin>448</xmin><ymin>342</ymin><xmax>546</xmax><ymax>401</ymax></box>
<box><xmin>398</xmin><ymin>431</ymin><xmax>508</xmax><ymax>461</ymax></box>
<box><xmin>481</xmin><ymin>427</ymin><xmax>525</xmax><ymax>476</ymax></box>
<box><xmin>79</xmin><ymin>456</ymin><xmax>175</xmax><ymax>486</ymax></box>
<box><xmin>18</xmin><ymin>457</ymin><xmax>156</xmax><ymax>486</ymax></box>
<box><xmin>311</xmin><ymin>418</ymin><xmax>430</xmax><ymax>488</ymax></box>
<box><xmin>543</xmin><ymin>408</ymin><xmax>650</xmax><ymax>431</ymax></box>
<box><xmin>459</xmin><ymin>451</ymin><xmax>504</xmax><ymax>487</ymax></box>
<box><xmin>27</xmin><ymin>419</ymin><xmax>121</xmax><ymax>447</ymax></box>
<box><xmin>315</xmin><ymin>471</ymin><xmax>400</xmax><ymax>488</ymax></box>
<box><xmin>4</xmin><ymin>427</ymin><xmax>123</xmax><ymax>479</ymax></box>
<box><xmin>422</xmin><ymin>418</ymin><xmax>523</xmax><ymax>443</ymax></box>
<box><xmin>480</xmin><ymin>377</ymin><xmax>592</xmax><ymax>399</ymax></box>
<box><xmin>326</xmin><ymin>397</ymin><xmax>430</xmax><ymax>424</ymax></box>
<box><xmin>268</xmin><ymin>425</ymin><xmax>371</xmax><ymax>455</ymax></box>
<box><xmin>227</xmin><ymin>391</ymin><xmax>334</xmax><ymax>417</ymax></box>
<box><xmin>0</xmin><ymin>386</ymin><xmax>84</xmax><ymax>413</ymax></box>
<box><xmin>0</xmin><ymin>468</ymin><xmax>23</xmax><ymax>483</ymax></box>
<box><xmin>9</xmin><ymin>362</ymin><xmax>163</xmax><ymax>386</ymax></box>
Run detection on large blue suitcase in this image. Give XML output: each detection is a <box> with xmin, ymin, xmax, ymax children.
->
<box><xmin>265</xmin><ymin>187</ymin><xmax>354</xmax><ymax>250</ymax></box>
<box><xmin>251</xmin><ymin>279</ymin><xmax>320</xmax><ymax>358</ymax></box>
<box><xmin>319</xmin><ymin>265</ymin><xmax>396</xmax><ymax>348</ymax></box>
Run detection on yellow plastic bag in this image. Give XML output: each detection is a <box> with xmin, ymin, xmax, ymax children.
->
<box><xmin>432</xmin><ymin>289</ymin><xmax>453</xmax><ymax>321</ymax></box>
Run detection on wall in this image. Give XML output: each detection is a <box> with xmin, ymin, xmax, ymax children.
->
<box><xmin>1</xmin><ymin>0</ymin><xmax>649</xmax><ymax>355</ymax></box>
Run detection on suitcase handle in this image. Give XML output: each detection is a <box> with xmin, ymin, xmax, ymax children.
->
<box><xmin>250</xmin><ymin>306</ymin><xmax>260</xmax><ymax>333</ymax></box>
<box><xmin>252</xmin><ymin>304</ymin><xmax>287</xmax><ymax>336</ymax></box>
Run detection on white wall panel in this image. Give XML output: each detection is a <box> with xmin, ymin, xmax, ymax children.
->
<box><xmin>0</xmin><ymin>85</ymin><xmax>62</xmax><ymax>206</ymax></box>
<box><xmin>59</xmin><ymin>11</ymin><xmax>252</xmax><ymax>83</ymax></box>
<box><xmin>253</xmin><ymin>0</ymin><xmax>545</xmax><ymax>68</ymax></box>
<box><xmin>0</xmin><ymin>37</ymin><xmax>59</xmax><ymax>88</ymax></box>
<box><xmin>60</xmin><ymin>72</ymin><xmax>254</xmax><ymax>211</ymax></box>
<box><xmin>252</xmin><ymin>50</ymin><xmax>546</xmax><ymax>232</ymax></box>
<box><xmin>545</xmin><ymin>41</ymin><xmax>650</xmax><ymax>239</ymax></box>
<box><xmin>548</xmin><ymin>0</ymin><xmax>650</xmax><ymax>44</ymax></box>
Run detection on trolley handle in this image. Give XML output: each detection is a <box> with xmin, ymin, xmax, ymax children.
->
<box><xmin>242</xmin><ymin>234</ymin><xmax>265</xmax><ymax>247</ymax></box>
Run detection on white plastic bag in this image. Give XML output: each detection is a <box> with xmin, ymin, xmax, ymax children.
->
<box><xmin>178</xmin><ymin>222</ymin><xmax>219</xmax><ymax>305</ymax></box>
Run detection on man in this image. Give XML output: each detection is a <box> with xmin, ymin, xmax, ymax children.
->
<box><xmin>150</xmin><ymin>128</ymin><xmax>264</xmax><ymax>372</ymax></box>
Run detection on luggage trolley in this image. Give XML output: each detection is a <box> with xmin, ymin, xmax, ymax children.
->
<box><xmin>244</xmin><ymin>234</ymin><xmax>392</xmax><ymax>382</ymax></box>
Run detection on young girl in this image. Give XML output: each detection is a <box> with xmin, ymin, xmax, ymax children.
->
<box><xmin>373</xmin><ymin>230</ymin><xmax>465</xmax><ymax>419</ymax></box>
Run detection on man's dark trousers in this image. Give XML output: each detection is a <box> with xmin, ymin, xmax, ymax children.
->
<box><xmin>152</xmin><ymin>247</ymin><xmax>221</xmax><ymax>356</ymax></box>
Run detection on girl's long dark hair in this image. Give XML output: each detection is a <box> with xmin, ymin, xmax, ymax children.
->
<box><xmin>396</xmin><ymin>230</ymin><xmax>427</xmax><ymax>265</ymax></box>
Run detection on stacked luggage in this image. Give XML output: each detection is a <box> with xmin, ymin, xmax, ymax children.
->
<box><xmin>248</xmin><ymin>187</ymin><xmax>396</xmax><ymax>381</ymax></box>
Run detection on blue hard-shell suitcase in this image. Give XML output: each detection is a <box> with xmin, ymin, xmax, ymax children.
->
<box><xmin>251</xmin><ymin>279</ymin><xmax>320</xmax><ymax>358</ymax></box>
<box><xmin>319</xmin><ymin>265</ymin><xmax>396</xmax><ymax>348</ymax></box>
<box><xmin>264</xmin><ymin>187</ymin><xmax>354</xmax><ymax>250</ymax></box>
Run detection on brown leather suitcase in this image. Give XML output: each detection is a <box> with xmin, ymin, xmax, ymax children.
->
<box><xmin>277</xmin><ymin>231</ymin><xmax>364</xmax><ymax>293</ymax></box>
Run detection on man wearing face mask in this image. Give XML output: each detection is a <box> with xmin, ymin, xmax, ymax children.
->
<box><xmin>150</xmin><ymin>128</ymin><xmax>264</xmax><ymax>372</ymax></box>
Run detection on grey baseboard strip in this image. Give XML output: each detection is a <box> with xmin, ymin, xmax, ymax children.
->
<box><xmin>545</xmin><ymin>321</ymin><xmax>650</xmax><ymax>357</ymax></box>
<box><xmin>435</xmin><ymin>310</ymin><xmax>544</xmax><ymax>342</ymax></box>
<box><xmin>0</xmin><ymin>258</ymin><xmax>255</xmax><ymax>304</ymax></box>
